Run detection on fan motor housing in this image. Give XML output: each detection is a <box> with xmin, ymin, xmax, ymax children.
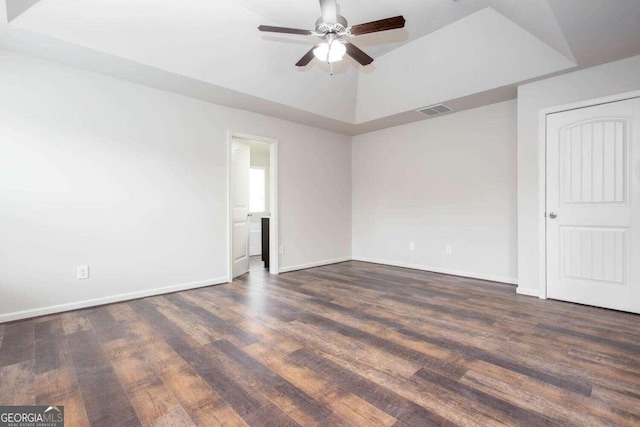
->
<box><xmin>315</xmin><ymin>15</ymin><xmax>348</xmax><ymax>34</ymax></box>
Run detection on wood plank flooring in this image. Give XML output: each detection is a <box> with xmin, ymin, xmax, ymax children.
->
<box><xmin>1</xmin><ymin>259</ymin><xmax>640</xmax><ymax>426</ymax></box>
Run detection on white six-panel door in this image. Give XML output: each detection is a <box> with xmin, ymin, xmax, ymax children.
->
<box><xmin>232</xmin><ymin>140</ymin><xmax>251</xmax><ymax>278</ymax></box>
<box><xmin>546</xmin><ymin>98</ymin><xmax>640</xmax><ymax>313</ymax></box>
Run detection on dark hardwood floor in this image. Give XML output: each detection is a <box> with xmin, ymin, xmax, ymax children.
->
<box><xmin>1</xmin><ymin>258</ymin><xmax>640</xmax><ymax>426</ymax></box>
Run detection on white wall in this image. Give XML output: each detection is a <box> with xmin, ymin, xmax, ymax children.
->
<box><xmin>248</xmin><ymin>141</ymin><xmax>270</xmax><ymax>222</ymax></box>
<box><xmin>247</xmin><ymin>141</ymin><xmax>269</xmax><ymax>256</ymax></box>
<box><xmin>0</xmin><ymin>49</ymin><xmax>351</xmax><ymax>322</ymax></box>
<box><xmin>517</xmin><ymin>54</ymin><xmax>640</xmax><ymax>297</ymax></box>
<box><xmin>352</xmin><ymin>100</ymin><xmax>517</xmax><ymax>283</ymax></box>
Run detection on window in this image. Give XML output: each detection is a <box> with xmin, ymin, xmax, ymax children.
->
<box><xmin>250</xmin><ymin>167</ymin><xmax>266</xmax><ymax>213</ymax></box>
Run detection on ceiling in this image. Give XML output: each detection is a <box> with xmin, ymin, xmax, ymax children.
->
<box><xmin>1</xmin><ymin>0</ymin><xmax>640</xmax><ymax>135</ymax></box>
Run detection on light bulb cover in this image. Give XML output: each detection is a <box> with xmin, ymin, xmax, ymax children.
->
<box><xmin>328</xmin><ymin>40</ymin><xmax>346</xmax><ymax>63</ymax></box>
<box><xmin>313</xmin><ymin>43</ymin><xmax>329</xmax><ymax>62</ymax></box>
<box><xmin>313</xmin><ymin>39</ymin><xmax>346</xmax><ymax>63</ymax></box>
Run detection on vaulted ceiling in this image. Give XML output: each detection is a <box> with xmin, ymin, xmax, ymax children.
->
<box><xmin>2</xmin><ymin>0</ymin><xmax>640</xmax><ymax>135</ymax></box>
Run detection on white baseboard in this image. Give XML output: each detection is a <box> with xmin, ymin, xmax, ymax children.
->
<box><xmin>516</xmin><ymin>286</ymin><xmax>540</xmax><ymax>297</ymax></box>
<box><xmin>279</xmin><ymin>257</ymin><xmax>352</xmax><ymax>274</ymax></box>
<box><xmin>352</xmin><ymin>256</ymin><xmax>518</xmax><ymax>285</ymax></box>
<box><xmin>0</xmin><ymin>277</ymin><xmax>228</xmax><ymax>324</ymax></box>
<box><xmin>0</xmin><ymin>258</ymin><xmax>521</xmax><ymax>323</ymax></box>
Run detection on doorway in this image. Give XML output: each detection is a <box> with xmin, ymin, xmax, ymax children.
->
<box><xmin>545</xmin><ymin>96</ymin><xmax>639</xmax><ymax>313</ymax></box>
<box><xmin>227</xmin><ymin>132</ymin><xmax>278</xmax><ymax>281</ymax></box>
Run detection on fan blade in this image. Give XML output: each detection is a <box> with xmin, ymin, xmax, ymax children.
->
<box><xmin>258</xmin><ymin>25</ymin><xmax>313</xmax><ymax>35</ymax></box>
<box><xmin>319</xmin><ymin>0</ymin><xmax>337</xmax><ymax>24</ymax></box>
<box><xmin>296</xmin><ymin>45</ymin><xmax>319</xmax><ymax>67</ymax></box>
<box><xmin>344</xmin><ymin>42</ymin><xmax>374</xmax><ymax>66</ymax></box>
<box><xmin>349</xmin><ymin>15</ymin><xmax>405</xmax><ymax>36</ymax></box>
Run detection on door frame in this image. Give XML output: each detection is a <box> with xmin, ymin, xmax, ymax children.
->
<box><xmin>227</xmin><ymin>131</ymin><xmax>279</xmax><ymax>282</ymax></box>
<box><xmin>537</xmin><ymin>89</ymin><xmax>640</xmax><ymax>299</ymax></box>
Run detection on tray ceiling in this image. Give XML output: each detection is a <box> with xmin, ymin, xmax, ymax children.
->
<box><xmin>2</xmin><ymin>0</ymin><xmax>639</xmax><ymax>134</ymax></box>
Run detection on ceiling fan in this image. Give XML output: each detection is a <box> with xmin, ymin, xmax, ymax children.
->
<box><xmin>258</xmin><ymin>0</ymin><xmax>405</xmax><ymax>67</ymax></box>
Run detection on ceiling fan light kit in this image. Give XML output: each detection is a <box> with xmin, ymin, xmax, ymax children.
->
<box><xmin>258</xmin><ymin>0</ymin><xmax>405</xmax><ymax>69</ymax></box>
<box><xmin>313</xmin><ymin>35</ymin><xmax>347</xmax><ymax>63</ymax></box>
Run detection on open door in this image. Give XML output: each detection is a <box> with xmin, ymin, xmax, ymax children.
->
<box><xmin>231</xmin><ymin>139</ymin><xmax>251</xmax><ymax>278</ymax></box>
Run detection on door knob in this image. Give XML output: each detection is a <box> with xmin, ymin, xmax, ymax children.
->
<box><xmin>548</xmin><ymin>212</ymin><xmax>557</xmax><ymax>219</ymax></box>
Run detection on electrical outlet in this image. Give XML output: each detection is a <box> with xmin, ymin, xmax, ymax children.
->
<box><xmin>279</xmin><ymin>245</ymin><xmax>285</xmax><ymax>255</ymax></box>
<box><xmin>445</xmin><ymin>245</ymin><xmax>453</xmax><ymax>255</ymax></box>
<box><xmin>77</xmin><ymin>265</ymin><xmax>89</xmax><ymax>280</ymax></box>
<box><xmin>410</xmin><ymin>242</ymin><xmax>415</xmax><ymax>251</ymax></box>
